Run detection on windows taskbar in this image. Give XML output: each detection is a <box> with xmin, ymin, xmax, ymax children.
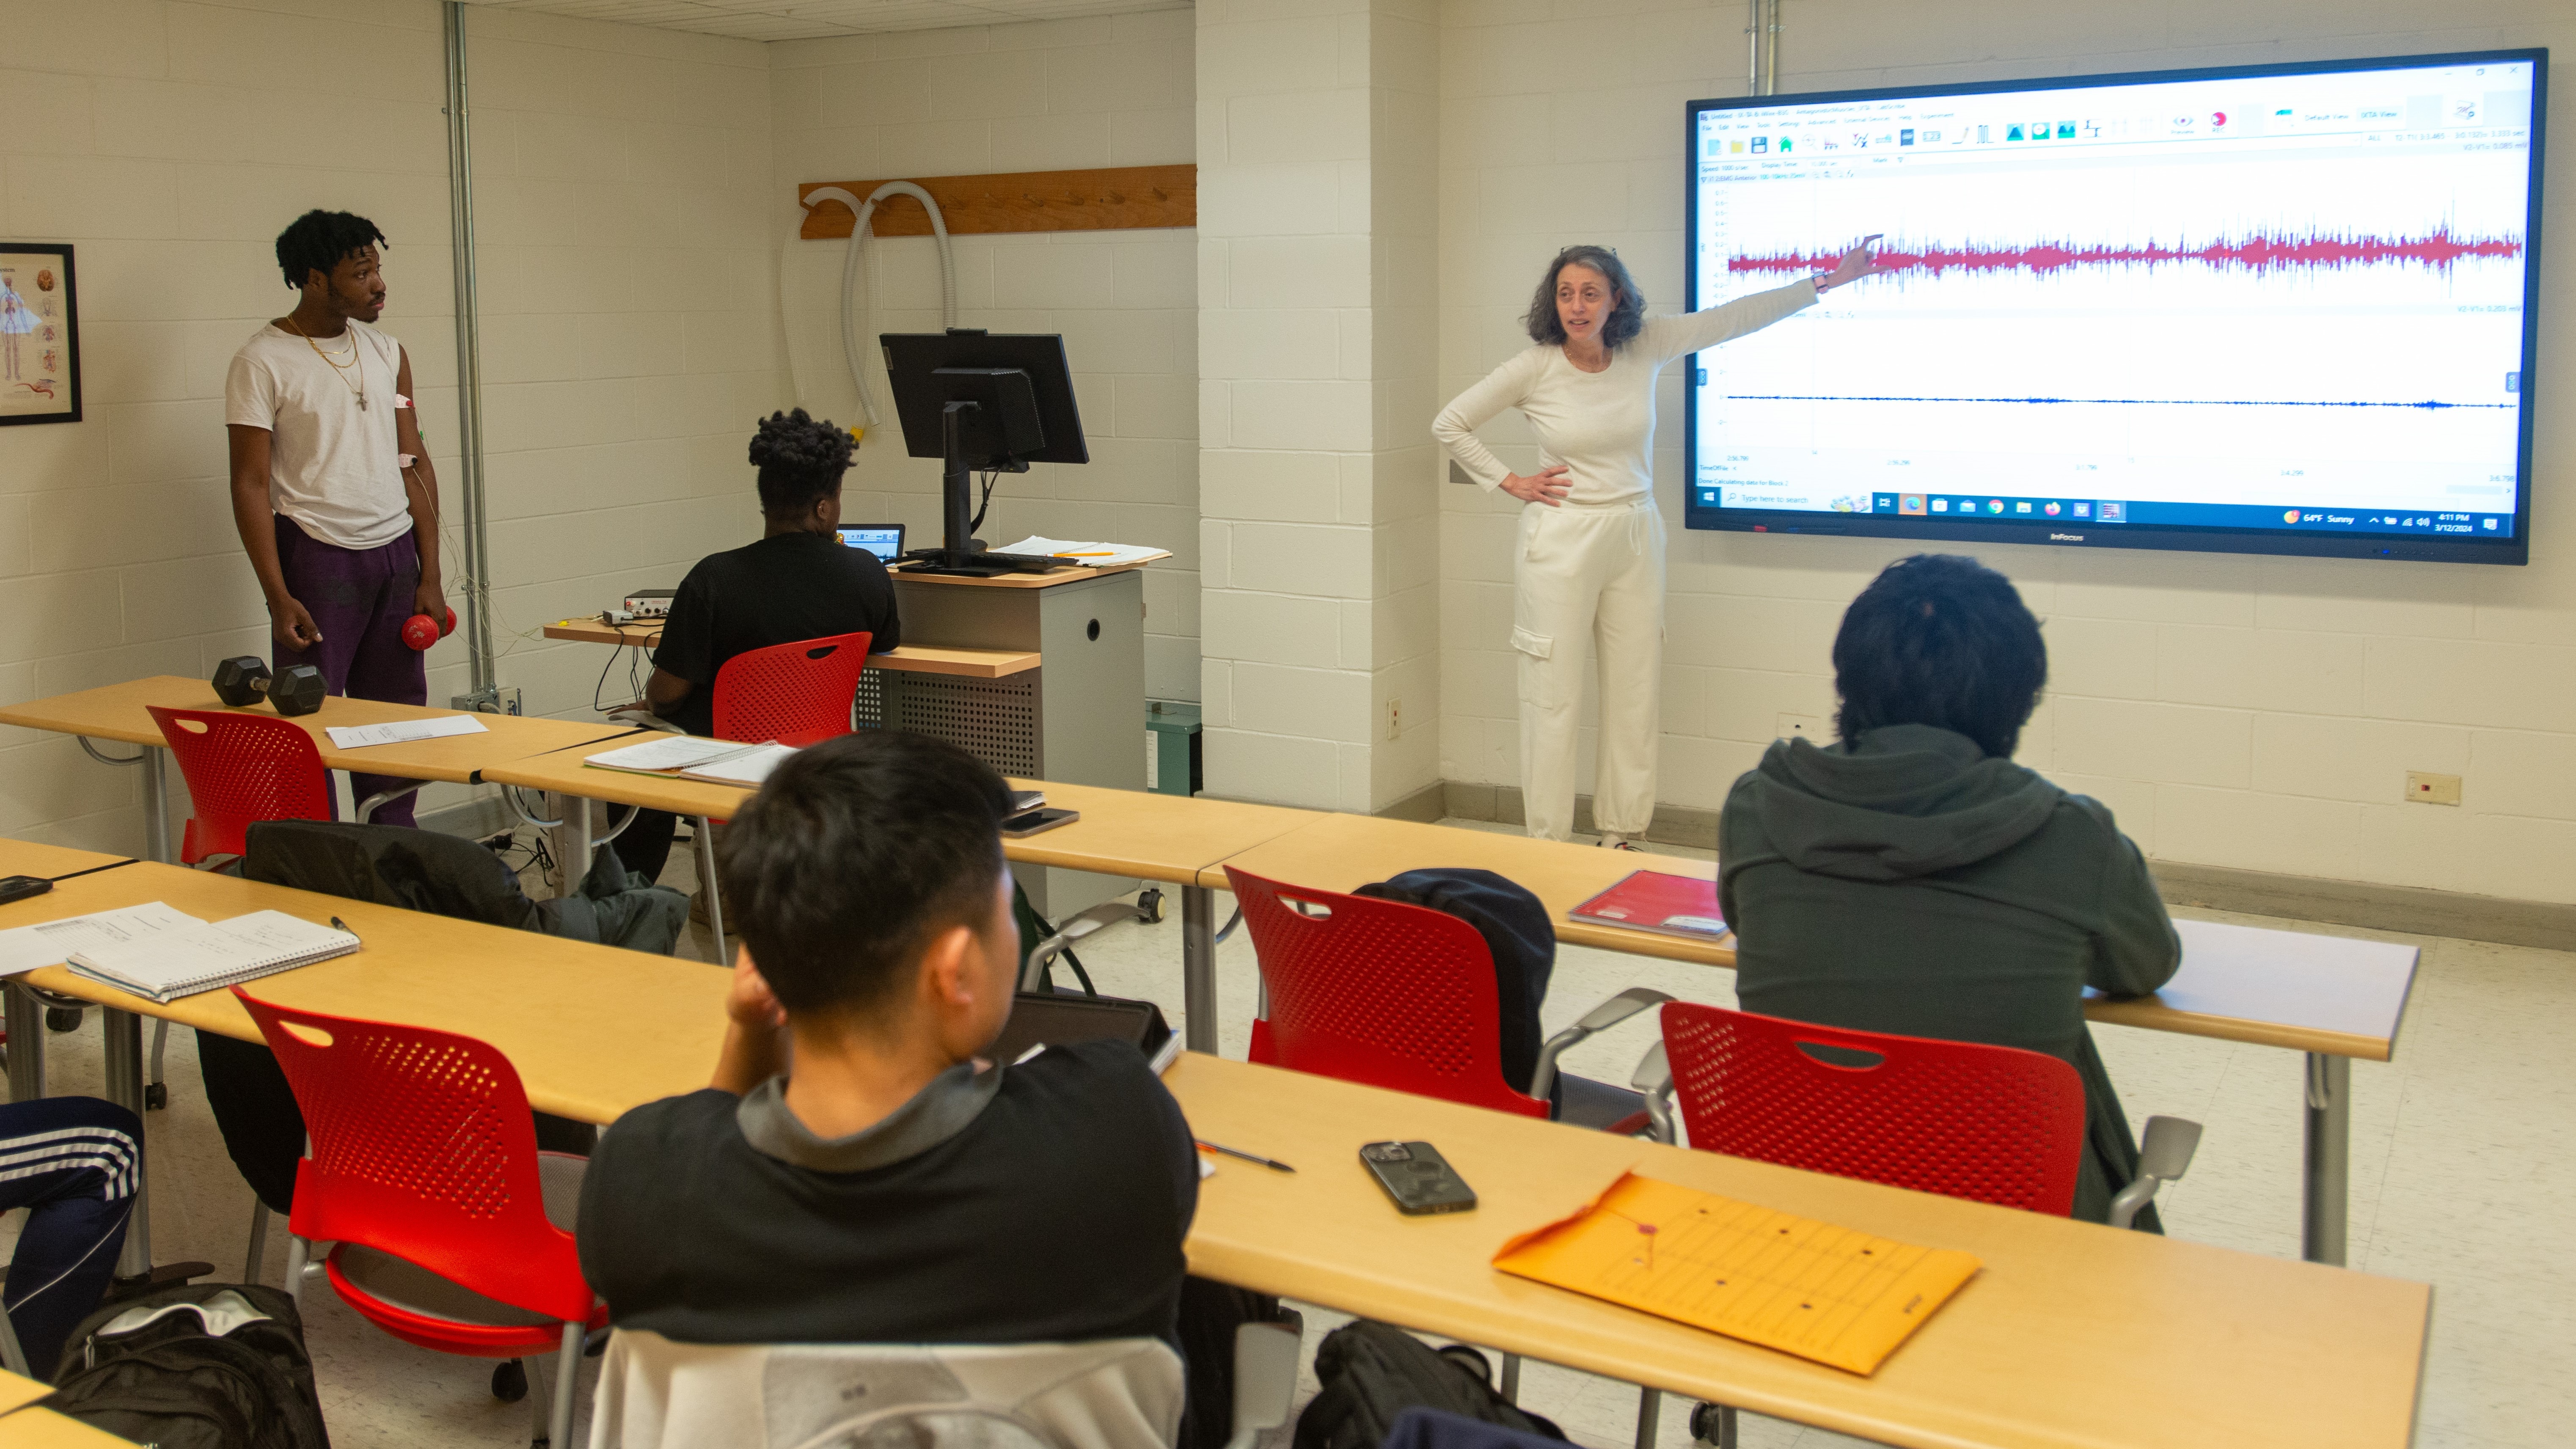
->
<box><xmin>1694</xmin><ymin>490</ymin><xmax>2517</xmax><ymax>538</ymax></box>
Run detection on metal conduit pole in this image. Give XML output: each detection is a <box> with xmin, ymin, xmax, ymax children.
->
<box><xmin>443</xmin><ymin>1</ymin><xmax>496</xmax><ymax>700</ymax></box>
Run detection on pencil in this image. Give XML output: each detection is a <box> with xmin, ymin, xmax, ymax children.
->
<box><xmin>1196</xmin><ymin>1139</ymin><xmax>1295</xmax><ymax>1173</ymax></box>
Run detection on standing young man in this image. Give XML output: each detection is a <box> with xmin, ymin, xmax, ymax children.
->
<box><xmin>224</xmin><ymin>210</ymin><xmax>445</xmax><ymax>827</ymax></box>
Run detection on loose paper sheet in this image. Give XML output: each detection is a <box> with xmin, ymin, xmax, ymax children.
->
<box><xmin>324</xmin><ymin>716</ymin><xmax>490</xmax><ymax>749</ymax></box>
<box><xmin>0</xmin><ymin>902</ymin><xmax>204</xmax><ymax>978</ymax></box>
<box><xmin>1492</xmin><ymin>1171</ymin><xmax>1980</xmax><ymax>1375</ymax></box>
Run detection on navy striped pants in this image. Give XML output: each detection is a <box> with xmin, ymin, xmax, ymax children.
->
<box><xmin>0</xmin><ymin>1096</ymin><xmax>138</xmax><ymax>1378</ymax></box>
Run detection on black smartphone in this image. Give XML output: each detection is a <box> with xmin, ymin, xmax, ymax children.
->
<box><xmin>1360</xmin><ymin>1140</ymin><xmax>1476</xmax><ymax>1215</ymax></box>
<box><xmin>0</xmin><ymin>876</ymin><xmax>52</xmax><ymax>906</ymax></box>
<box><xmin>1001</xmin><ymin>807</ymin><xmax>1080</xmax><ymax>838</ymax></box>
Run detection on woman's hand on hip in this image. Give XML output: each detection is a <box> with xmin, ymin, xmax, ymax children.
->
<box><xmin>1500</xmin><ymin>466</ymin><xmax>1571</xmax><ymax>507</ymax></box>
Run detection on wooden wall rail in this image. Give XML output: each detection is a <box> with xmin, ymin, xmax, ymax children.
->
<box><xmin>797</xmin><ymin>165</ymin><xmax>1197</xmax><ymax>239</ymax></box>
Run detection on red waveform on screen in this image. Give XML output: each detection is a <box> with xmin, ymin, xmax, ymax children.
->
<box><xmin>1729</xmin><ymin>225</ymin><xmax>2524</xmax><ymax>281</ymax></box>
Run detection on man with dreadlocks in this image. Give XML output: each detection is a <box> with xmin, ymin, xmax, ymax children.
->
<box><xmin>224</xmin><ymin>209</ymin><xmax>445</xmax><ymax>827</ymax></box>
<box><xmin>609</xmin><ymin>408</ymin><xmax>903</xmax><ymax>884</ymax></box>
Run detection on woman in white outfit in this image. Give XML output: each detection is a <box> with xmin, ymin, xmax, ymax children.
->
<box><xmin>1434</xmin><ymin>240</ymin><xmax>1881</xmax><ymax>846</ymax></box>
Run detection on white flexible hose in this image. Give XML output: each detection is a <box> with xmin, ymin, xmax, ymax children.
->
<box><xmin>792</xmin><ymin>182</ymin><xmax>958</xmax><ymax>434</ymax></box>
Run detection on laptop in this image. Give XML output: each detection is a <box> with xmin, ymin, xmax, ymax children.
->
<box><xmin>836</xmin><ymin>524</ymin><xmax>906</xmax><ymax>561</ymax></box>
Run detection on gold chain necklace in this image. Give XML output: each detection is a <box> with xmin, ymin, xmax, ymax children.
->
<box><xmin>283</xmin><ymin>315</ymin><xmax>367</xmax><ymax>411</ymax></box>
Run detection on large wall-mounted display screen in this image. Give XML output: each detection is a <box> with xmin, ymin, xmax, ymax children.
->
<box><xmin>1682</xmin><ymin>51</ymin><xmax>2544</xmax><ymax>564</ymax></box>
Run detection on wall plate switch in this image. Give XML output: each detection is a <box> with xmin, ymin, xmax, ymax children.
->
<box><xmin>1777</xmin><ymin>713</ymin><xmax>1823</xmax><ymax>741</ymax></box>
<box><xmin>2405</xmin><ymin>771</ymin><xmax>2461</xmax><ymax>806</ymax></box>
<box><xmin>1387</xmin><ymin>698</ymin><xmax>1403</xmax><ymax>741</ymax></box>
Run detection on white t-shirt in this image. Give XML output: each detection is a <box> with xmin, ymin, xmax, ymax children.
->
<box><xmin>1432</xmin><ymin>280</ymin><xmax>1816</xmax><ymax>507</ymax></box>
<box><xmin>224</xmin><ymin>320</ymin><xmax>409</xmax><ymax>550</ymax></box>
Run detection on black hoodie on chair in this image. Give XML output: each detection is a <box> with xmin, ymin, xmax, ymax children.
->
<box><xmin>1718</xmin><ymin>723</ymin><xmax>2180</xmax><ymax>1226</ymax></box>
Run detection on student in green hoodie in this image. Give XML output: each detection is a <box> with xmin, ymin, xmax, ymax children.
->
<box><xmin>1718</xmin><ymin>554</ymin><xmax>2179</xmax><ymax>1226</ymax></box>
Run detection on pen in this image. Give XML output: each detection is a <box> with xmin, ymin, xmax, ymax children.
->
<box><xmin>330</xmin><ymin>916</ymin><xmax>361</xmax><ymax>942</ymax></box>
<box><xmin>1197</xmin><ymin>1139</ymin><xmax>1295</xmax><ymax>1173</ymax></box>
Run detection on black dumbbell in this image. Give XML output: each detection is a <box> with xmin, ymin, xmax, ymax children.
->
<box><xmin>212</xmin><ymin>657</ymin><xmax>328</xmax><ymax>717</ymax></box>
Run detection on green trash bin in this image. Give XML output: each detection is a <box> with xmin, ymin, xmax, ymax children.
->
<box><xmin>1146</xmin><ymin>700</ymin><xmax>1202</xmax><ymax>797</ymax></box>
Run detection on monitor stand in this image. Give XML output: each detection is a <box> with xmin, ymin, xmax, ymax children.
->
<box><xmin>898</xmin><ymin>399</ymin><xmax>1065</xmax><ymax>577</ymax></box>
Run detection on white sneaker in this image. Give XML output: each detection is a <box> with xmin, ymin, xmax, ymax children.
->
<box><xmin>1597</xmin><ymin>833</ymin><xmax>1642</xmax><ymax>851</ymax></box>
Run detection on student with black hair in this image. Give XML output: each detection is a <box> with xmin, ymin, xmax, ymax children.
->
<box><xmin>576</xmin><ymin>729</ymin><xmax>1194</xmax><ymax>1347</ymax></box>
<box><xmin>610</xmin><ymin>408</ymin><xmax>901</xmax><ymax>882</ymax></box>
<box><xmin>1717</xmin><ymin>553</ymin><xmax>2180</xmax><ymax>1225</ymax></box>
<box><xmin>224</xmin><ymin>209</ymin><xmax>445</xmax><ymax>826</ymax></box>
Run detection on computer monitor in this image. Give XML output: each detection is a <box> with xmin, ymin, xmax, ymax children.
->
<box><xmin>879</xmin><ymin>330</ymin><xmax>1089</xmax><ymax>577</ymax></box>
<box><xmin>835</xmin><ymin>523</ymin><xmax>905</xmax><ymax>561</ymax></box>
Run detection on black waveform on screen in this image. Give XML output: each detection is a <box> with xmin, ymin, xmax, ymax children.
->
<box><xmin>1729</xmin><ymin>225</ymin><xmax>2525</xmax><ymax>280</ymax></box>
<box><xmin>1724</xmin><ymin>394</ymin><xmax>2515</xmax><ymax>409</ymax></box>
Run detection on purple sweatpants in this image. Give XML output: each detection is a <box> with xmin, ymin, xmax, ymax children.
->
<box><xmin>273</xmin><ymin>515</ymin><xmax>428</xmax><ymax>829</ymax></box>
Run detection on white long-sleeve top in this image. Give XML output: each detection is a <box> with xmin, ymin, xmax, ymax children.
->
<box><xmin>1432</xmin><ymin>279</ymin><xmax>1816</xmax><ymax>507</ymax></box>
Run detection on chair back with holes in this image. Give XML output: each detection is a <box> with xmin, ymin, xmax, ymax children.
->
<box><xmin>233</xmin><ymin>987</ymin><xmax>593</xmax><ymax>1322</ymax></box>
<box><xmin>1224</xmin><ymin>868</ymin><xmax>1545</xmax><ymax>1118</ymax></box>
<box><xmin>149</xmin><ymin>705</ymin><xmax>333</xmax><ymax>864</ymax></box>
<box><xmin>1660</xmin><ymin>1002</ymin><xmax>2084</xmax><ymax>1215</ymax></box>
<box><xmin>709</xmin><ymin>631</ymin><xmax>873</xmax><ymax>746</ymax></box>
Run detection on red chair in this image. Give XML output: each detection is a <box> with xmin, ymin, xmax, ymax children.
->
<box><xmin>148</xmin><ymin>705</ymin><xmax>332</xmax><ymax>865</ymax></box>
<box><xmin>236</xmin><ymin>987</ymin><xmax>605</xmax><ymax>1449</ymax></box>
<box><xmin>1648</xmin><ymin>1002</ymin><xmax>2199</xmax><ymax>1448</ymax></box>
<box><xmin>710</xmin><ymin>630</ymin><xmax>872</xmax><ymax>746</ymax></box>
<box><xmin>1224</xmin><ymin>868</ymin><xmax>1668</xmax><ymax>1129</ymax></box>
<box><xmin>1656</xmin><ymin>1001</ymin><xmax>2087</xmax><ymax>1213</ymax></box>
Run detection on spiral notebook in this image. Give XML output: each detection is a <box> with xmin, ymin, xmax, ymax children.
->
<box><xmin>66</xmin><ymin>910</ymin><xmax>362</xmax><ymax>1004</ymax></box>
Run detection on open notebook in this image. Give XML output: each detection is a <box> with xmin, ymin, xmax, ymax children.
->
<box><xmin>65</xmin><ymin>909</ymin><xmax>361</xmax><ymax>1005</ymax></box>
<box><xmin>585</xmin><ymin>736</ymin><xmax>798</xmax><ymax>787</ymax></box>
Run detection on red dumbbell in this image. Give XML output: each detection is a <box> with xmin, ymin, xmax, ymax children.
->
<box><xmin>402</xmin><ymin>606</ymin><xmax>458</xmax><ymax>652</ymax></box>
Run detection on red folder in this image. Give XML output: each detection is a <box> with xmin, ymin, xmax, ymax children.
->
<box><xmin>1567</xmin><ymin>869</ymin><xmax>1729</xmax><ymax>942</ymax></box>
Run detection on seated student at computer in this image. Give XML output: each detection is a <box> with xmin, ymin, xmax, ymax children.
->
<box><xmin>1717</xmin><ymin>554</ymin><xmax>2179</xmax><ymax>1226</ymax></box>
<box><xmin>611</xmin><ymin>408</ymin><xmax>900</xmax><ymax>882</ymax></box>
<box><xmin>577</xmin><ymin>730</ymin><xmax>1195</xmax><ymax>1347</ymax></box>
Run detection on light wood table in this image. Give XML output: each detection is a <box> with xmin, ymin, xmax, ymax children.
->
<box><xmin>473</xmin><ymin>750</ymin><xmax>1318</xmax><ymax>1052</ymax></box>
<box><xmin>0</xmin><ymin>1366</ymin><xmax>53</xmax><ymax>1416</ymax></box>
<box><xmin>0</xmin><ymin>843</ymin><xmax>728</xmax><ymax>1278</ymax></box>
<box><xmin>542</xmin><ymin>619</ymin><xmax>1040</xmax><ymax>679</ymax></box>
<box><xmin>890</xmin><ymin>560</ymin><xmax>1149</xmax><ymax>588</ymax></box>
<box><xmin>0</xmin><ymin>1406</ymin><xmax>136</xmax><ymax>1446</ymax></box>
<box><xmin>1171</xmin><ymin>1052</ymin><xmax>2427</xmax><ymax>1449</ymax></box>
<box><xmin>0</xmin><ymin>677</ymin><xmax>643</xmax><ymax>860</ymax></box>
<box><xmin>1210</xmin><ymin>812</ymin><xmax>2416</xmax><ymax>1265</ymax></box>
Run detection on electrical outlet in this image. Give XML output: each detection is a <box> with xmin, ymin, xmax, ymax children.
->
<box><xmin>1387</xmin><ymin>697</ymin><xmax>1403</xmax><ymax>741</ymax></box>
<box><xmin>2405</xmin><ymin>771</ymin><xmax>2461</xmax><ymax>806</ymax></box>
<box><xmin>1777</xmin><ymin>713</ymin><xmax>1823</xmax><ymax>742</ymax></box>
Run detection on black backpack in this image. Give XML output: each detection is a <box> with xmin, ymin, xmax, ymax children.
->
<box><xmin>1293</xmin><ymin>1321</ymin><xmax>1564</xmax><ymax>1449</ymax></box>
<box><xmin>1355</xmin><ymin>870</ymin><xmax>1556</xmax><ymax>1096</ymax></box>
<box><xmin>43</xmin><ymin>1282</ymin><xmax>330</xmax><ymax>1449</ymax></box>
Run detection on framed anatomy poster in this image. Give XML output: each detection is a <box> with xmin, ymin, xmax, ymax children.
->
<box><xmin>0</xmin><ymin>244</ymin><xmax>77</xmax><ymax>424</ymax></box>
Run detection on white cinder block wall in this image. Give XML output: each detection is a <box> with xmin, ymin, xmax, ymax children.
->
<box><xmin>1437</xmin><ymin>0</ymin><xmax>2576</xmax><ymax>904</ymax></box>
<box><xmin>1196</xmin><ymin>0</ymin><xmax>1443</xmax><ymax>814</ymax></box>
<box><xmin>770</xmin><ymin>14</ymin><xmax>1201</xmax><ymax>703</ymax></box>
<box><xmin>464</xmin><ymin>9</ymin><xmax>783</xmax><ymax>724</ymax></box>
<box><xmin>0</xmin><ymin>0</ymin><xmax>457</xmax><ymax>851</ymax></box>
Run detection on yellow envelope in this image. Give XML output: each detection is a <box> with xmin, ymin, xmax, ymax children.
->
<box><xmin>1492</xmin><ymin>1171</ymin><xmax>1980</xmax><ymax>1375</ymax></box>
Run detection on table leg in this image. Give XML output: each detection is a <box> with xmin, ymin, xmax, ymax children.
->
<box><xmin>141</xmin><ymin>747</ymin><xmax>171</xmax><ymax>864</ymax></box>
<box><xmin>1182</xmin><ymin>884</ymin><xmax>1217</xmax><ymax>1055</ymax></box>
<box><xmin>2303</xmin><ymin>1052</ymin><xmax>2349</xmax><ymax>1266</ymax></box>
<box><xmin>545</xmin><ymin>793</ymin><xmax>594</xmax><ymax>897</ymax></box>
<box><xmin>4</xmin><ymin>981</ymin><xmax>46</xmax><ymax>1102</ymax></box>
<box><xmin>101</xmin><ymin>1008</ymin><xmax>152</xmax><ymax>1275</ymax></box>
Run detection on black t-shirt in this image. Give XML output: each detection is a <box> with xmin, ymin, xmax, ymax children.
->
<box><xmin>651</xmin><ymin>531</ymin><xmax>901</xmax><ymax>737</ymax></box>
<box><xmin>575</xmin><ymin>1041</ymin><xmax>1198</xmax><ymax>1346</ymax></box>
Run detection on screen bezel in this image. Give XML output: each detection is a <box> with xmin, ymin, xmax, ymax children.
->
<box><xmin>1680</xmin><ymin>48</ymin><xmax>2546</xmax><ymax>565</ymax></box>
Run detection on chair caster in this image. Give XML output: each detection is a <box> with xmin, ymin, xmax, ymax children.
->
<box><xmin>1137</xmin><ymin>888</ymin><xmax>1165</xmax><ymax>925</ymax></box>
<box><xmin>493</xmin><ymin>1358</ymin><xmax>529</xmax><ymax>1402</ymax></box>
<box><xmin>46</xmin><ymin>1006</ymin><xmax>82</xmax><ymax>1033</ymax></box>
<box><xmin>1687</xmin><ymin>1401</ymin><xmax>1738</xmax><ymax>1449</ymax></box>
<box><xmin>144</xmin><ymin>1083</ymin><xmax>168</xmax><ymax>1110</ymax></box>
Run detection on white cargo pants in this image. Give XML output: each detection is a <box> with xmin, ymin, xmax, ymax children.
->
<box><xmin>1511</xmin><ymin>498</ymin><xmax>1664</xmax><ymax>843</ymax></box>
